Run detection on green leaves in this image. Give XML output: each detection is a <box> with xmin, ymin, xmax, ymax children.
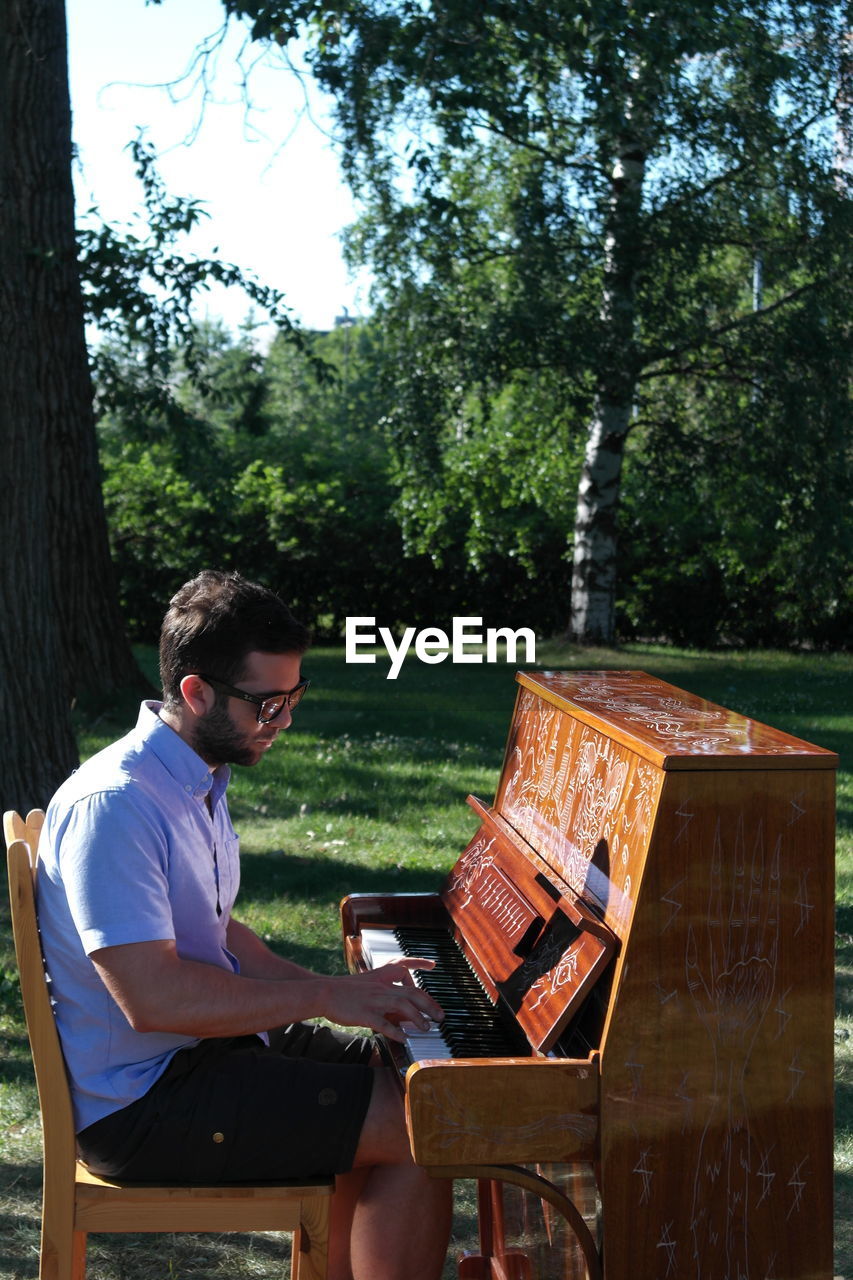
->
<box><xmin>78</xmin><ymin>135</ymin><xmax>310</xmax><ymax>406</ymax></box>
<box><xmin>91</xmin><ymin>0</ymin><xmax>852</xmax><ymax>648</ymax></box>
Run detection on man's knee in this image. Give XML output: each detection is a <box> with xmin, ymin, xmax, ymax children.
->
<box><xmin>351</xmin><ymin>1067</ymin><xmax>413</xmax><ymax>1167</ymax></box>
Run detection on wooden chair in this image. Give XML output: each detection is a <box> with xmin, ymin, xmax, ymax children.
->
<box><xmin>4</xmin><ymin>808</ymin><xmax>334</xmax><ymax>1280</ymax></box>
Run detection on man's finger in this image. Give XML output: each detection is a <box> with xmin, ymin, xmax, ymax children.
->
<box><xmin>398</xmin><ymin>956</ymin><xmax>436</xmax><ymax>972</ymax></box>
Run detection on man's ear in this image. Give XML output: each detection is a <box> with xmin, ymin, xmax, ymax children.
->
<box><xmin>179</xmin><ymin>673</ymin><xmax>215</xmax><ymax>718</ymax></box>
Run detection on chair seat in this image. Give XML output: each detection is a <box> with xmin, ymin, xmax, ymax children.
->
<box><xmin>74</xmin><ymin>1160</ymin><xmax>334</xmax><ymax>1235</ymax></box>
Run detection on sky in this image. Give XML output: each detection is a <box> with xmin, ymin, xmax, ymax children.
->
<box><xmin>66</xmin><ymin>0</ymin><xmax>372</xmax><ymax>335</ymax></box>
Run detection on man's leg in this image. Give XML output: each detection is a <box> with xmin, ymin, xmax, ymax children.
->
<box><xmin>327</xmin><ymin>1166</ymin><xmax>368</xmax><ymax>1280</ymax></box>
<box><xmin>329</xmin><ymin>1066</ymin><xmax>452</xmax><ymax>1280</ymax></box>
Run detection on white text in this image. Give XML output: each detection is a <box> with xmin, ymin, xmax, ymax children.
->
<box><xmin>345</xmin><ymin>616</ymin><xmax>537</xmax><ymax>680</ymax></box>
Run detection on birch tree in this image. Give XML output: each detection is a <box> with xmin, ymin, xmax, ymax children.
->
<box><xmin>220</xmin><ymin>0</ymin><xmax>849</xmax><ymax>641</ymax></box>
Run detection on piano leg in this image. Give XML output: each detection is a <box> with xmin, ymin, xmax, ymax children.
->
<box><xmin>431</xmin><ymin>1165</ymin><xmax>601</xmax><ymax>1280</ymax></box>
<box><xmin>457</xmin><ymin>1180</ymin><xmax>533</xmax><ymax>1280</ymax></box>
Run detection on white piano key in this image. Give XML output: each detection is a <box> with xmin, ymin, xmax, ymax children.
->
<box><xmin>398</xmin><ymin>1020</ymin><xmax>453</xmax><ymax>1061</ymax></box>
<box><xmin>361</xmin><ymin>927</ymin><xmax>405</xmax><ymax>967</ymax></box>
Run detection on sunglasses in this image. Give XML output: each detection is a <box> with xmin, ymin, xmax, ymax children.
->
<box><xmin>197</xmin><ymin>673</ymin><xmax>310</xmax><ymax>724</ymax></box>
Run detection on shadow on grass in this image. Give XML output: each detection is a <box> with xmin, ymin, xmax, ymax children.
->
<box><xmin>0</xmin><ymin>1160</ymin><xmax>41</xmax><ymax>1280</ymax></box>
<box><xmin>237</xmin><ymin>852</ymin><xmax>446</xmax><ymax>970</ymax></box>
<box><xmin>836</xmin><ymin>1169</ymin><xmax>853</xmax><ymax>1278</ymax></box>
<box><xmin>0</xmin><ymin>1158</ymin><xmax>40</xmax><ymax>1191</ymax></box>
<box><xmin>837</xmin><ymin>912</ymin><xmax>853</xmax><ymax>1016</ymax></box>
<box><xmin>0</xmin><ymin>1052</ymin><xmax>36</xmax><ymax>1090</ymax></box>
<box><xmin>838</xmin><ymin>904</ymin><xmax>853</xmax><ymax>936</ymax></box>
<box><xmin>294</xmin><ymin>649</ymin><xmax>519</xmax><ymax>743</ymax></box>
<box><xmin>229</xmin><ymin>754</ymin><xmax>487</xmax><ymax>825</ymax></box>
<box><xmin>238</xmin><ymin>849</ymin><xmax>443</xmax><ymax>905</ymax></box>
<box><xmin>838</xmin><ymin>1061</ymin><xmax>853</xmax><ymax>1115</ymax></box>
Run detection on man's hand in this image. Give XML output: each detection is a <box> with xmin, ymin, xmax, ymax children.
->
<box><xmin>326</xmin><ymin>958</ymin><xmax>444</xmax><ymax>1042</ymax></box>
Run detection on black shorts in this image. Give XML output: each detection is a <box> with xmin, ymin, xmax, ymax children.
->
<box><xmin>77</xmin><ymin>1023</ymin><xmax>376</xmax><ymax>1184</ymax></box>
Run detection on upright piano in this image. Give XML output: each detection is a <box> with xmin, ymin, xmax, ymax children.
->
<box><xmin>341</xmin><ymin>670</ymin><xmax>837</xmax><ymax>1280</ymax></box>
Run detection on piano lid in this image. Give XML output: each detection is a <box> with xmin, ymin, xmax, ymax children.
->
<box><xmin>515</xmin><ymin>670</ymin><xmax>839</xmax><ymax>772</ymax></box>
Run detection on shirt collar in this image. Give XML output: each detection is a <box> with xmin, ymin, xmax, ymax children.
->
<box><xmin>136</xmin><ymin>700</ymin><xmax>231</xmax><ymax>804</ymax></box>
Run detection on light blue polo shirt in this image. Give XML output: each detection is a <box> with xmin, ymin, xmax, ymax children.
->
<box><xmin>37</xmin><ymin>701</ymin><xmax>242</xmax><ymax>1131</ymax></box>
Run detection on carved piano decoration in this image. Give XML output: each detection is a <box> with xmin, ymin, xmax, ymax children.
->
<box><xmin>341</xmin><ymin>670</ymin><xmax>837</xmax><ymax>1280</ymax></box>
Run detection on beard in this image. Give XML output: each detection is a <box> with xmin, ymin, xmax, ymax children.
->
<box><xmin>190</xmin><ymin>698</ymin><xmax>265</xmax><ymax>768</ymax></box>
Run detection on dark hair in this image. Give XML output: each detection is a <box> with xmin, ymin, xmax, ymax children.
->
<box><xmin>159</xmin><ymin>570</ymin><xmax>310</xmax><ymax>707</ymax></box>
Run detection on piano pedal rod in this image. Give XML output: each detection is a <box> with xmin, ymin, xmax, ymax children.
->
<box><xmin>430</xmin><ymin>1164</ymin><xmax>602</xmax><ymax>1280</ymax></box>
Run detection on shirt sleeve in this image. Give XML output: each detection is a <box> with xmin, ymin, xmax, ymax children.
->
<box><xmin>57</xmin><ymin>787</ymin><xmax>177</xmax><ymax>955</ymax></box>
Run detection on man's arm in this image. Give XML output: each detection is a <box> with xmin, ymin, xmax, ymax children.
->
<box><xmin>89</xmin><ymin>937</ymin><xmax>440</xmax><ymax>1042</ymax></box>
<box><xmin>225</xmin><ymin>916</ymin><xmax>317</xmax><ymax>981</ymax></box>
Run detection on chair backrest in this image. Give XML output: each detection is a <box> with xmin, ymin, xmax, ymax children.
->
<box><xmin>5</xmin><ymin>810</ymin><xmax>79</xmax><ymax>1185</ymax></box>
<box><xmin>4</xmin><ymin>808</ymin><xmax>45</xmax><ymax>857</ymax></box>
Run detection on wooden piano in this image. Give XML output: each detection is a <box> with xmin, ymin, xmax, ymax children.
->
<box><xmin>341</xmin><ymin>670</ymin><xmax>837</xmax><ymax>1280</ymax></box>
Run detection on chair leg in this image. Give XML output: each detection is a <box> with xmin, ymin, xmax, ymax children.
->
<box><xmin>291</xmin><ymin>1197</ymin><xmax>331</xmax><ymax>1280</ymax></box>
<box><xmin>40</xmin><ymin>1191</ymin><xmax>87</xmax><ymax>1280</ymax></box>
<box><xmin>40</xmin><ymin>1230</ymin><xmax>86</xmax><ymax>1280</ymax></box>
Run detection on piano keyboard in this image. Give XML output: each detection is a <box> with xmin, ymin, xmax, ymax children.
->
<box><xmin>361</xmin><ymin>926</ymin><xmax>530</xmax><ymax>1062</ymax></box>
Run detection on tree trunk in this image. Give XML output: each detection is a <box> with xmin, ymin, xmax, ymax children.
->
<box><xmin>570</xmin><ymin>396</ymin><xmax>634</xmax><ymax>643</ymax></box>
<box><xmin>569</xmin><ymin>129</ymin><xmax>646</xmax><ymax>644</ymax></box>
<box><xmin>0</xmin><ymin>0</ymin><xmax>143</xmax><ymax>810</ymax></box>
<box><xmin>0</xmin><ymin>0</ymin><xmax>78</xmax><ymax>809</ymax></box>
<box><xmin>18</xmin><ymin>0</ymin><xmax>145</xmax><ymax>699</ymax></box>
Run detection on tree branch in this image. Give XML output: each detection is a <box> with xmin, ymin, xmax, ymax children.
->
<box><xmin>639</xmin><ymin>277</ymin><xmax>826</xmax><ymax>373</ymax></box>
<box><xmin>645</xmin><ymin>105</ymin><xmax>832</xmax><ymax>223</ymax></box>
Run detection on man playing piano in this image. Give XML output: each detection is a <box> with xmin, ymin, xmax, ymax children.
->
<box><xmin>36</xmin><ymin>569</ymin><xmax>452</xmax><ymax>1280</ymax></box>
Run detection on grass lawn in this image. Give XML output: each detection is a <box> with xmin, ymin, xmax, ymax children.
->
<box><xmin>1</xmin><ymin>640</ymin><xmax>850</xmax><ymax>1278</ymax></box>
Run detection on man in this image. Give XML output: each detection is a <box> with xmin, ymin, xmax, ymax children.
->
<box><xmin>37</xmin><ymin>570</ymin><xmax>452</xmax><ymax>1280</ymax></box>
